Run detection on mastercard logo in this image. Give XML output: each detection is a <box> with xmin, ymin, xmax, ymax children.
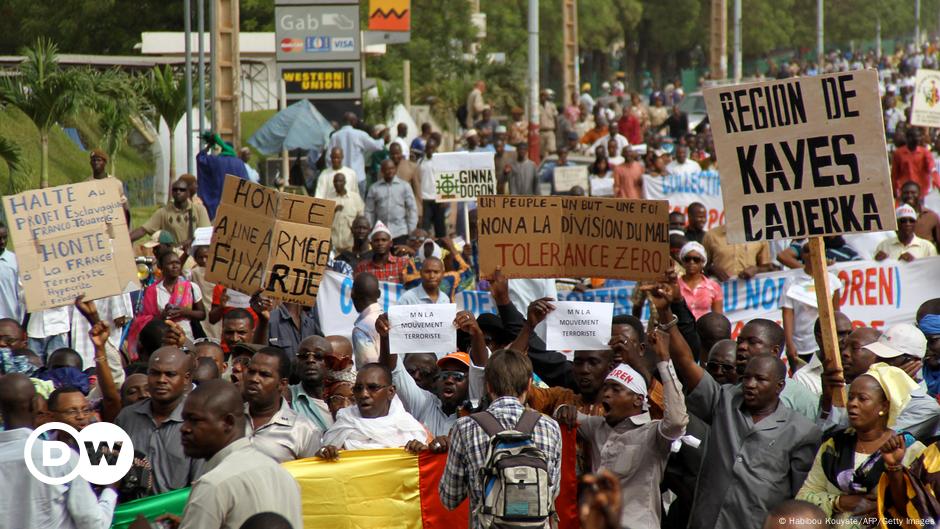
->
<box><xmin>280</xmin><ymin>38</ymin><xmax>303</xmax><ymax>53</ymax></box>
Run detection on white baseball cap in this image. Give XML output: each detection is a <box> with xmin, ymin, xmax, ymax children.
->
<box><xmin>896</xmin><ymin>204</ymin><xmax>918</xmax><ymax>221</ymax></box>
<box><xmin>864</xmin><ymin>324</ymin><xmax>928</xmax><ymax>359</ymax></box>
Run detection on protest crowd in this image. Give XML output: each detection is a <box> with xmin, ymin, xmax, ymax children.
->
<box><xmin>7</xmin><ymin>39</ymin><xmax>940</xmax><ymax>529</ymax></box>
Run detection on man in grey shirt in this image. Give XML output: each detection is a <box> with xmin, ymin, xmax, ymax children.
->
<box><xmin>365</xmin><ymin>159</ymin><xmax>418</xmax><ymax>245</ymax></box>
<box><xmin>242</xmin><ymin>347</ymin><xmax>322</xmax><ymax>462</ymax></box>
<box><xmin>115</xmin><ymin>347</ymin><xmax>204</xmax><ymax>494</ymax></box>
<box><xmin>503</xmin><ymin>142</ymin><xmax>539</xmax><ymax>196</ymax></box>
<box><xmin>649</xmin><ymin>288</ymin><xmax>821</xmax><ymax>529</ymax></box>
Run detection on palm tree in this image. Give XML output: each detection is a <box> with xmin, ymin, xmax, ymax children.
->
<box><xmin>0</xmin><ymin>38</ymin><xmax>86</xmax><ymax>188</ymax></box>
<box><xmin>0</xmin><ymin>136</ymin><xmax>26</xmax><ymax>194</ymax></box>
<box><xmin>91</xmin><ymin>69</ymin><xmax>140</xmax><ymax>179</ymax></box>
<box><xmin>140</xmin><ymin>65</ymin><xmax>189</xmax><ymax>191</ymax></box>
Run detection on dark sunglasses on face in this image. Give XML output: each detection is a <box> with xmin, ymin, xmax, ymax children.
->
<box><xmin>437</xmin><ymin>371</ymin><xmax>467</xmax><ymax>382</ymax></box>
<box><xmin>682</xmin><ymin>255</ymin><xmax>704</xmax><ymax>264</ymax></box>
<box><xmin>706</xmin><ymin>361</ymin><xmax>736</xmax><ymax>373</ymax></box>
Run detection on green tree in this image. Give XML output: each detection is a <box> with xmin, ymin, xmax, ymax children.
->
<box><xmin>0</xmin><ymin>136</ymin><xmax>28</xmax><ymax>194</ymax></box>
<box><xmin>141</xmin><ymin>65</ymin><xmax>190</xmax><ymax>188</ymax></box>
<box><xmin>90</xmin><ymin>69</ymin><xmax>142</xmax><ymax>179</ymax></box>
<box><xmin>0</xmin><ymin>38</ymin><xmax>87</xmax><ymax>188</ymax></box>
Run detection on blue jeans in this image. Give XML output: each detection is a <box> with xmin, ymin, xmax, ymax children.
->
<box><xmin>28</xmin><ymin>334</ymin><xmax>69</xmax><ymax>363</ymax></box>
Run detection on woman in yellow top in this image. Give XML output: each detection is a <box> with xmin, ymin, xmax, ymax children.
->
<box><xmin>796</xmin><ymin>364</ymin><xmax>924</xmax><ymax>528</ymax></box>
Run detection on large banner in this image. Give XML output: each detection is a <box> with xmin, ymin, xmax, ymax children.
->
<box><xmin>111</xmin><ymin>429</ymin><xmax>580</xmax><ymax>529</ymax></box>
<box><xmin>3</xmin><ymin>179</ymin><xmax>138</xmax><ymax>311</ymax></box>
<box><xmin>206</xmin><ymin>175</ymin><xmax>335</xmax><ymax>306</ymax></box>
<box><xmin>477</xmin><ymin>196</ymin><xmax>670</xmax><ymax>281</ymax></box>
<box><xmin>318</xmin><ymin>258</ymin><xmax>940</xmax><ymax>340</ymax></box>
<box><xmin>911</xmin><ymin>68</ymin><xmax>940</xmax><ymax>128</ymax></box>
<box><xmin>643</xmin><ymin>171</ymin><xmax>725</xmax><ymax>230</ymax></box>
<box><xmin>703</xmin><ymin>70</ymin><xmax>895</xmax><ymax>243</ymax></box>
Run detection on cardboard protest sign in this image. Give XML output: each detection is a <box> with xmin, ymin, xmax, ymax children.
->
<box><xmin>541</xmin><ymin>301</ymin><xmax>613</xmax><ymax>350</ymax></box>
<box><xmin>911</xmin><ymin>69</ymin><xmax>940</xmax><ymax>128</ymax></box>
<box><xmin>703</xmin><ymin>70</ymin><xmax>895</xmax><ymax>243</ymax></box>
<box><xmin>553</xmin><ymin>165</ymin><xmax>589</xmax><ymax>193</ymax></box>
<box><xmin>3</xmin><ymin>179</ymin><xmax>138</xmax><ymax>311</ymax></box>
<box><xmin>477</xmin><ymin>196</ymin><xmax>670</xmax><ymax>281</ymax></box>
<box><xmin>389</xmin><ymin>303</ymin><xmax>457</xmax><ymax>354</ymax></box>
<box><xmin>206</xmin><ymin>175</ymin><xmax>335</xmax><ymax>306</ymax></box>
<box><xmin>432</xmin><ymin>152</ymin><xmax>497</xmax><ymax>202</ymax></box>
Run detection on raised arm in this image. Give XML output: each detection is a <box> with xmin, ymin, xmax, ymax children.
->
<box><xmin>640</xmin><ymin>283</ymin><xmax>704</xmax><ymax>392</ymax></box>
<box><xmin>648</xmin><ymin>329</ymin><xmax>688</xmax><ymax>441</ymax></box>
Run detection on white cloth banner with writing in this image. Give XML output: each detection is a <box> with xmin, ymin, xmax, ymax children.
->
<box><xmin>318</xmin><ymin>258</ymin><xmax>940</xmax><ymax>341</ymax></box>
<box><xmin>643</xmin><ymin>171</ymin><xmax>725</xmax><ymax>229</ymax></box>
<box><xmin>389</xmin><ymin>303</ymin><xmax>457</xmax><ymax>354</ymax></box>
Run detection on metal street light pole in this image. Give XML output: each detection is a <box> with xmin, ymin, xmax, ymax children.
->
<box><xmin>184</xmin><ymin>0</ymin><xmax>193</xmax><ymax>175</ymax></box>
<box><xmin>733</xmin><ymin>0</ymin><xmax>741</xmax><ymax>82</ymax></box>
<box><xmin>816</xmin><ymin>0</ymin><xmax>824</xmax><ymax>67</ymax></box>
<box><xmin>528</xmin><ymin>0</ymin><xmax>540</xmax><ymax>163</ymax></box>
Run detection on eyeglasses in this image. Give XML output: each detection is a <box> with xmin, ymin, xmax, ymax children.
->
<box><xmin>437</xmin><ymin>371</ymin><xmax>467</xmax><ymax>382</ymax></box>
<box><xmin>706</xmin><ymin>361</ymin><xmax>736</xmax><ymax>373</ymax></box>
<box><xmin>58</xmin><ymin>407</ymin><xmax>94</xmax><ymax>418</ymax></box>
<box><xmin>682</xmin><ymin>255</ymin><xmax>704</xmax><ymax>264</ymax></box>
<box><xmin>352</xmin><ymin>383</ymin><xmax>390</xmax><ymax>394</ymax></box>
<box><xmin>296</xmin><ymin>351</ymin><xmax>325</xmax><ymax>361</ymax></box>
<box><xmin>327</xmin><ymin>395</ymin><xmax>353</xmax><ymax>405</ymax></box>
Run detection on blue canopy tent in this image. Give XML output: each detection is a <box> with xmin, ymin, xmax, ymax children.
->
<box><xmin>248</xmin><ymin>100</ymin><xmax>333</xmax><ymax>156</ymax></box>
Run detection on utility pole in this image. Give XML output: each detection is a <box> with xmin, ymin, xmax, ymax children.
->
<box><xmin>212</xmin><ymin>0</ymin><xmax>241</xmax><ymax>149</ymax></box>
<box><xmin>197</xmin><ymin>0</ymin><xmax>206</xmax><ymax>141</ymax></box>
<box><xmin>184</xmin><ymin>0</ymin><xmax>193</xmax><ymax>176</ymax></box>
<box><xmin>876</xmin><ymin>13</ymin><xmax>882</xmax><ymax>58</ymax></box>
<box><xmin>562</xmin><ymin>0</ymin><xmax>578</xmax><ymax>106</ymax></box>
<box><xmin>733</xmin><ymin>0</ymin><xmax>741</xmax><ymax>82</ymax></box>
<box><xmin>915</xmin><ymin>0</ymin><xmax>921</xmax><ymax>45</ymax></box>
<box><xmin>528</xmin><ymin>0</ymin><xmax>540</xmax><ymax>163</ymax></box>
<box><xmin>817</xmin><ymin>0</ymin><xmax>824</xmax><ymax>67</ymax></box>
<box><xmin>709</xmin><ymin>0</ymin><xmax>727</xmax><ymax>80</ymax></box>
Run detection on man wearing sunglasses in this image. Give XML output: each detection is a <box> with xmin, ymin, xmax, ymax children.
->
<box><xmin>129</xmin><ymin>176</ymin><xmax>210</xmax><ymax>248</ymax></box>
<box><xmin>874</xmin><ymin>204</ymin><xmax>938</xmax><ymax>262</ymax></box>
<box><xmin>374</xmin><ymin>311</ymin><xmax>484</xmax><ymax>436</ymax></box>
<box><xmin>704</xmin><ymin>339</ymin><xmax>739</xmax><ymax>386</ymax></box>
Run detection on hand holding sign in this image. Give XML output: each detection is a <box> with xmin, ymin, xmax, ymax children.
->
<box><xmin>388</xmin><ymin>304</ymin><xmax>458</xmax><ymax>354</ymax></box>
<box><xmin>542</xmin><ymin>302</ymin><xmax>614</xmax><ymax>351</ymax></box>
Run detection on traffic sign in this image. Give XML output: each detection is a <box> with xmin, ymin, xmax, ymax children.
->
<box><xmin>275</xmin><ymin>4</ymin><xmax>361</xmax><ymax>62</ymax></box>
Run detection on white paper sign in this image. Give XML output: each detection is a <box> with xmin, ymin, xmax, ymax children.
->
<box><xmin>543</xmin><ymin>301</ymin><xmax>614</xmax><ymax>351</ymax></box>
<box><xmin>389</xmin><ymin>303</ymin><xmax>458</xmax><ymax>354</ymax></box>
<box><xmin>432</xmin><ymin>152</ymin><xmax>497</xmax><ymax>202</ymax></box>
<box><xmin>589</xmin><ymin>177</ymin><xmax>614</xmax><ymax>197</ymax></box>
<box><xmin>553</xmin><ymin>165</ymin><xmax>589</xmax><ymax>193</ymax></box>
<box><xmin>193</xmin><ymin>227</ymin><xmax>213</xmax><ymax>247</ymax></box>
<box><xmin>911</xmin><ymin>69</ymin><xmax>940</xmax><ymax>128</ymax></box>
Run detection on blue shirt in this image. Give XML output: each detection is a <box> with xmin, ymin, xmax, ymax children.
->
<box><xmin>0</xmin><ymin>250</ymin><xmax>22</xmax><ymax>321</ymax></box>
<box><xmin>397</xmin><ymin>285</ymin><xmax>451</xmax><ymax>305</ymax></box>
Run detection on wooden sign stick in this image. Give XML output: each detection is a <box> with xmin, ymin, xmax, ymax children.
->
<box><xmin>806</xmin><ymin>236</ymin><xmax>846</xmax><ymax>407</ymax></box>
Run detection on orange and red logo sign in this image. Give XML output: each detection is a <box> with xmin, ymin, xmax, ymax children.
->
<box><xmin>280</xmin><ymin>38</ymin><xmax>303</xmax><ymax>53</ymax></box>
<box><xmin>369</xmin><ymin>0</ymin><xmax>410</xmax><ymax>32</ymax></box>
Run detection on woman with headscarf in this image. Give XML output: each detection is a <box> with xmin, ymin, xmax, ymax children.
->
<box><xmin>796</xmin><ymin>364</ymin><xmax>923</xmax><ymax>528</ymax></box>
<box><xmin>677</xmin><ymin>242</ymin><xmax>722</xmax><ymax>319</ymax></box>
<box><xmin>128</xmin><ymin>250</ymin><xmax>206</xmax><ymax>350</ymax></box>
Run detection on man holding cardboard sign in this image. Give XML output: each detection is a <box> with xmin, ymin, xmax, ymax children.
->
<box><xmin>206</xmin><ymin>175</ymin><xmax>335</xmax><ymax>307</ymax></box>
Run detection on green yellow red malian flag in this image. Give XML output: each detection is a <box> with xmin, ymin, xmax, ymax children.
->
<box><xmin>111</xmin><ymin>426</ymin><xmax>578</xmax><ymax>529</ymax></box>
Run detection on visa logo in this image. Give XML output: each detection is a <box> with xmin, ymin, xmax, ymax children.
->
<box><xmin>332</xmin><ymin>37</ymin><xmax>355</xmax><ymax>50</ymax></box>
<box><xmin>305</xmin><ymin>36</ymin><xmax>331</xmax><ymax>52</ymax></box>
